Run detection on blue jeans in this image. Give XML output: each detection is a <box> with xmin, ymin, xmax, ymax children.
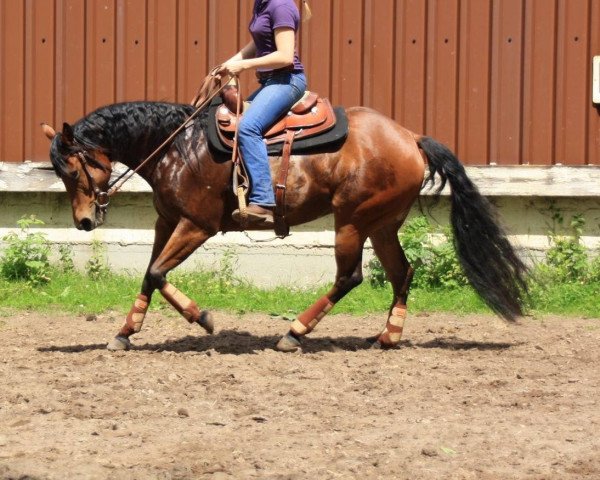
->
<box><xmin>238</xmin><ymin>72</ymin><xmax>307</xmax><ymax>206</ymax></box>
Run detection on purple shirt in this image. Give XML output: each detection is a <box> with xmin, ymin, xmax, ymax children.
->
<box><xmin>250</xmin><ymin>0</ymin><xmax>304</xmax><ymax>72</ymax></box>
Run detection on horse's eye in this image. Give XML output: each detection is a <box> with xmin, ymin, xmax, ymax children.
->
<box><xmin>69</xmin><ymin>170</ymin><xmax>80</xmax><ymax>180</ymax></box>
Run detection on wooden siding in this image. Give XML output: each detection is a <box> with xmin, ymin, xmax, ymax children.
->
<box><xmin>0</xmin><ymin>0</ymin><xmax>599</xmax><ymax>165</ymax></box>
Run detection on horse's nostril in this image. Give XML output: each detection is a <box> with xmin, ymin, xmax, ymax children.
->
<box><xmin>79</xmin><ymin>218</ymin><xmax>94</xmax><ymax>231</ymax></box>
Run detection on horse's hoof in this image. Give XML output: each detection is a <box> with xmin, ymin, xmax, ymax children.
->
<box><xmin>368</xmin><ymin>337</ymin><xmax>399</xmax><ymax>350</ymax></box>
<box><xmin>365</xmin><ymin>335</ymin><xmax>382</xmax><ymax>349</ymax></box>
<box><xmin>107</xmin><ymin>335</ymin><xmax>131</xmax><ymax>351</ymax></box>
<box><xmin>198</xmin><ymin>310</ymin><xmax>214</xmax><ymax>334</ymax></box>
<box><xmin>276</xmin><ymin>333</ymin><xmax>302</xmax><ymax>352</ymax></box>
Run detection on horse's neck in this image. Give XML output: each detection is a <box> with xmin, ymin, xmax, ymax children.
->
<box><xmin>111</xmin><ymin>143</ymin><xmax>170</xmax><ymax>187</ymax></box>
<box><xmin>76</xmin><ymin>102</ymin><xmax>198</xmax><ymax>187</ymax></box>
<box><xmin>103</xmin><ymin>104</ymin><xmax>191</xmax><ymax>172</ymax></box>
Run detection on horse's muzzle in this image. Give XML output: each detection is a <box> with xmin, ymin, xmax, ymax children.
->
<box><xmin>76</xmin><ymin>203</ymin><xmax>107</xmax><ymax>231</ymax></box>
<box><xmin>77</xmin><ymin>218</ymin><xmax>94</xmax><ymax>231</ymax></box>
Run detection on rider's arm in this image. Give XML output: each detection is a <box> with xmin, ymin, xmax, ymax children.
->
<box><xmin>224</xmin><ymin>41</ymin><xmax>257</xmax><ymax>63</ymax></box>
<box><xmin>220</xmin><ymin>28</ymin><xmax>295</xmax><ymax>75</ymax></box>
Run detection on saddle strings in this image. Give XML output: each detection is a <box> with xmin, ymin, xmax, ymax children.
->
<box><xmin>229</xmin><ymin>75</ymin><xmax>252</xmax><ymax>223</ymax></box>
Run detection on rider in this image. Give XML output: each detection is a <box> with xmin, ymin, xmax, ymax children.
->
<box><xmin>217</xmin><ymin>0</ymin><xmax>308</xmax><ymax>227</ymax></box>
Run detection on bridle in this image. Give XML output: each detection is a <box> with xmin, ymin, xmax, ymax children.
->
<box><xmin>74</xmin><ymin>150</ymin><xmax>111</xmax><ymax>211</ymax></box>
<box><xmin>67</xmin><ymin>69</ymin><xmax>233</xmax><ymax>215</ymax></box>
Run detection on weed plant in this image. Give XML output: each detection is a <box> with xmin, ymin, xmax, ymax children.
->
<box><xmin>58</xmin><ymin>244</ymin><xmax>75</xmax><ymax>273</ymax></box>
<box><xmin>86</xmin><ymin>240</ymin><xmax>111</xmax><ymax>279</ymax></box>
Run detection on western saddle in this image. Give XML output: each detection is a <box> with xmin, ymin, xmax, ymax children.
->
<box><xmin>215</xmin><ymin>85</ymin><xmax>337</xmax><ymax>237</ymax></box>
<box><xmin>216</xmin><ymin>85</ymin><xmax>337</xmax><ymax>149</ymax></box>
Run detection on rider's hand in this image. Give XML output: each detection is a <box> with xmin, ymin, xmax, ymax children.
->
<box><xmin>218</xmin><ymin>60</ymin><xmax>247</xmax><ymax>76</ymax></box>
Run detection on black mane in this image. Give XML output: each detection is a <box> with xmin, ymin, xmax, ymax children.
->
<box><xmin>50</xmin><ymin>101</ymin><xmax>208</xmax><ymax>176</ymax></box>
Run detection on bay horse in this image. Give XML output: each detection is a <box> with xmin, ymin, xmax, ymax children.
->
<box><xmin>43</xmin><ymin>95</ymin><xmax>527</xmax><ymax>352</ymax></box>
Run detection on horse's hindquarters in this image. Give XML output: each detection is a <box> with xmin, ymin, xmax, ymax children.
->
<box><xmin>287</xmin><ymin>107</ymin><xmax>425</xmax><ymax>233</ymax></box>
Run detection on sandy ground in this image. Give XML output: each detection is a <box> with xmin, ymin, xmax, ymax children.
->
<box><xmin>0</xmin><ymin>309</ymin><xmax>599</xmax><ymax>479</ymax></box>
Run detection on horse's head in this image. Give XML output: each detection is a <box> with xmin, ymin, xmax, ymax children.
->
<box><xmin>43</xmin><ymin>123</ymin><xmax>112</xmax><ymax>231</ymax></box>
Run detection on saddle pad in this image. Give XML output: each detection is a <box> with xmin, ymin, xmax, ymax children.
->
<box><xmin>206</xmin><ymin>98</ymin><xmax>349</xmax><ymax>158</ymax></box>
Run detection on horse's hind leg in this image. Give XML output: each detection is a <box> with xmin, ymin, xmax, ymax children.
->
<box><xmin>107</xmin><ymin>218</ymin><xmax>214</xmax><ymax>351</ymax></box>
<box><xmin>368</xmin><ymin>224</ymin><xmax>414</xmax><ymax>348</ymax></box>
<box><xmin>277</xmin><ymin>224</ymin><xmax>366</xmax><ymax>352</ymax></box>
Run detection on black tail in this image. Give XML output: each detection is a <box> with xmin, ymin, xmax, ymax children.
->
<box><xmin>417</xmin><ymin>136</ymin><xmax>528</xmax><ymax>320</ymax></box>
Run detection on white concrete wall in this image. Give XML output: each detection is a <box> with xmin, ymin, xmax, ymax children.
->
<box><xmin>1</xmin><ymin>163</ymin><xmax>600</xmax><ymax>287</ymax></box>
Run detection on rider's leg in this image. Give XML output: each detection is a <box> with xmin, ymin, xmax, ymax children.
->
<box><xmin>235</xmin><ymin>72</ymin><xmax>306</xmax><ymax>221</ymax></box>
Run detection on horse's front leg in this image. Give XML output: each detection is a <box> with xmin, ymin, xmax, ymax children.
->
<box><xmin>106</xmin><ymin>217</ymin><xmax>173</xmax><ymax>350</ymax></box>
<box><xmin>107</xmin><ymin>218</ymin><xmax>214</xmax><ymax>351</ymax></box>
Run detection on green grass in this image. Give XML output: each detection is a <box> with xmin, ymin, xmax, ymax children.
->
<box><xmin>527</xmin><ymin>281</ymin><xmax>600</xmax><ymax>317</ymax></box>
<box><xmin>0</xmin><ymin>269</ymin><xmax>598</xmax><ymax>318</ymax></box>
<box><xmin>0</xmin><ymin>271</ymin><xmax>139</xmax><ymax>315</ymax></box>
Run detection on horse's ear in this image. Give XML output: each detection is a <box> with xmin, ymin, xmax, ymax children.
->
<box><xmin>41</xmin><ymin>123</ymin><xmax>56</xmax><ymax>141</ymax></box>
<box><xmin>62</xmin><ymin>122</ymin><xmax>75</xmax><ymax>145</ymax></box>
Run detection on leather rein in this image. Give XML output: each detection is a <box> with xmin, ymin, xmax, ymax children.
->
<box><xmin>73</xmin><ymin>70</ymin><xmax>235</xmax><ymax>213</ymax></box>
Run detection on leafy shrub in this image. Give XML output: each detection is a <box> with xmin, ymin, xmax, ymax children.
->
<box><xmin>543</xmin><ymin>236</ymin><xmax>588</xmax><ymax>282</ymax></box>
<box><xmin>538</xmin><ymin>213</ymin><xmax>593</xmax><ymax>284</ymax></box>
<box><xmin>369</xmin><ymin>210</ymin><xmax>600</xmax><ymax>293</ymax></box>
<box><xmin>420</xmin><ymin>227</ymin><xmax>468</xmax><ymax>288</ymax></box>
<box><xmin>366</xmin><ymin>257</ymin><xmax>389</xmax><ymax>289</ymax></box>
<box><xmin>367</xmin><ymin>216</ymin><xmax>467</xmax><ymax>289</ymax></box>
<box><xmin>0</xmin><ymin>215</ymin><xmax>51</xmax><ymax>284</ymax></box>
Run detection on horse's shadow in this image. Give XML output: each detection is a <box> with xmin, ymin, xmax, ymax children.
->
<box><xmin>38</xmin><ymin>330</ymin><xmax>519</xmax><ymax>355</ymax></box>
<box><xmin>417</xmin><ymin>336</ymin><xmax>521</xmax><ymax>351</ymax></box>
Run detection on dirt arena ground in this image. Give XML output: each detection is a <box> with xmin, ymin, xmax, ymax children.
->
<box><xmin>0</xmin><ymin>310</ymin><xmax>599</xmax><ymax>479</ymax></box>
